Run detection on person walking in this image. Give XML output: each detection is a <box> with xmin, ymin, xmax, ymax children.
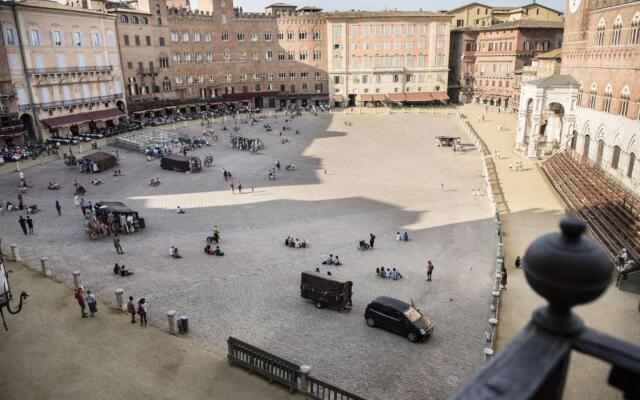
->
<box><xmin>26</xmin><ymin>216</ymin><xmax>34</xmax><ymax>234</ymax></box>
<box><xmin>230</xmin><ymin>182</ymin><xmax>235</xmax><ymax>194</ymax></box>
<box><xmin>237</xmin><ymin>182</ymin><xmax>242</xmax><ymax>193</ymax></box>
<box><xmin>113</xmin><ymin>234</ymin><xmax>124</xmax><ymax>254</ymax></box>
<box><xmin>514</xmin><ymin>256</ymin><xmax>521</xmax><ymax>269</ymax></box>
<box><xmin>86</xmin><ymin>290</ymin><xmax>98</xmax><ymax>317</ymax></box>
<box><xmin>369</xmin><ymin>233</ymin><xmax>376</xmax><ymax>249</ymax></box>
<box><xmin>427</xmin><ymin>261</ymin><xmax>434</xmax><ymax>282</ymax></box>
<box><xmin>18</xmin><ymin>216</ymin><xmax>28</xmax><ymax>235</ymax></box>
<box><xmin>501</xmin><ymin>266</ymin><xmax>508</xmax><ymax>289</ymax></box>
<box><xmin>55</xmin><ymin>200</ymin><xmax>62</xmax><ymax>216</ymax></box>
<box><xmin>138</xmin><ymin>298</ymin><xmax>148</xmax><ymax>327</ymax></box>
<box><xmin>127</xmin><ymin>296</ymin><xmax>136</xmax><ymax>323</ymax></box>
<box><xmin>75</xmin><ymin>287</ymin><xmax>88</xmax><ymax>318</ymax></box>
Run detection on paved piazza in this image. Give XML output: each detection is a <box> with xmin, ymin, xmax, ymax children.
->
<box><xmin>0</xmin><ymin>112</ymin><xmax>495</xmax><ymax>400</ymax></box>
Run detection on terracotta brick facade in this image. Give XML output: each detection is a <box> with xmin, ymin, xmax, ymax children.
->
<box><xmin>449</xmin><ymin>19</ymin><xmax>564</xmax><ymax>107</ymax></box>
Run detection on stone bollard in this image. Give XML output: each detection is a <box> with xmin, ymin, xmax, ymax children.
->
<box><xmin>115</xmin><ymin>289</ymin><xmax>124</xmax><ymax>311</ymax></box>
<box><xmin>40</xmin><ymin>257</ymin><xmax>48</xmax><ymax>275</ymax></box>
<box><xmin>167</xmin><ymin>310</ymin><xmax>177</xmax><ymax>335</ymax></box>
<box><xmin>298</xmin><ymin>365</ymin><xmax>311</xmax><ymax>393</ymax></box>
<box><xmin>10</xmin><ymin>244</ymin><xmax>21</xmax><ymax>262</ymax></box>
<box><xmin>72</xmin><ymin>271</ymin><xmax>82</xmax><ymax>289</ymax></box>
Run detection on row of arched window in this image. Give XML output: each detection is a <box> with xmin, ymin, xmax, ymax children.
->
<box><xmin>119</xmin><ymin>15</ymin><xmax>149</xmax><ymax>25</ymax></box>
<box><xmin>595</xmin><ymin>12</ymin><xmax>640</xmax><ymax>46</ymax></box>
<box><xmin>578</xmin><ymin>83</ymin><xmax>634</xmax><ymax>118</ymax></box>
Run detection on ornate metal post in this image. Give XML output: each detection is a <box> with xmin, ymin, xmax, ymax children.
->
<box><xmin>452</xmin><ymin>217</ymin><xmax>640</xmax><ymax>400</ymax></box>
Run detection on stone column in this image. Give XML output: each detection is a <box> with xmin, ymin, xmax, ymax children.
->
<box><xmin>40</xmin><ymin>257</ymin><xmax>48</xmax><ymax>275</ymax></box>
<box><xmin>298</xmin><ymin>365</ymin><xmax>311</xmax><ymax>393</ymax></box>
<box><xmin>10</xmin><ymin>244</ymin><xmax>20</xmax><ymax>262</ymax></box>
<box><xmin>115</xmin><ymin>289</ymin><xmax>124</xmax><ymax>311</ymax></box>
<box><xmin>72</xmin><ymin>271</ymin><xmax>82</xmax><ymax>289</ymax></box>
<box><xmin>167</xmin><ymin>310</ymin><xmax>177</xmax><ymax>335</ymax></box>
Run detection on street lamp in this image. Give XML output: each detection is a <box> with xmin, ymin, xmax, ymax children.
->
<box><xmin>0</xmin><ymin>238</ymin><xmax>29</xmax><ymax>331</ymax></box>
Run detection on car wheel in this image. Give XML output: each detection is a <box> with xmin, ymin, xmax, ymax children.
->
<box><xmin>407</xmin><ymin>332</ymin><xmax>418</xmax><ymax>343</ymax></box>
<box><xmin>366</xmin><ymin>317</ymin><xmax>375</xmax><ymax>327</ymax></box>
<box><xmin>315</xmin><ymin>301</ymin><xmax>323</xmax><ymax>309</ymax></box>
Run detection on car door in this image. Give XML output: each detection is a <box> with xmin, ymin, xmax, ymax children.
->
<box><xmin>379</xmin><ymin>306</ymin><xmax>402</xmax><ymax>333</ymax></box>
<box><xmin>387</xmin><ymin>308</ymin><xmax>409</xmax><ymax>335</ymax></box>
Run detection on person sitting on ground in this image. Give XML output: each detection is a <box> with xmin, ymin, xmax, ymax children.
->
<box><xmin>385</xmin><ymin>268</ymin><xmax>392</xmax><ymax>278</ymax></box>
<box><xmin>294</xmin><ymin>238</ymin><xmax>300</xmax><ymax>248</ymax></box>
<box><xmin>48</xmin><ymin>182</ymin><xmax>61</xmax><ymax>190</ymax></box>
<box><xmin>359</xmin><ymin>239</ymin><xmax>367</xmax><ymax>250</ymax></box>
<box><xmin>213</xmin><ymin>246</ymin><xmax>224</xmax><ymax>256</ymax></box>
<box><xmin>27</xmin><ymin>204</ymin><xmax>39</xmax><ymax>214</ymax></box>
<box><xmin>176</xmin><ymin>206</ymin><xmax>185</xmax><ymax>214</ymax></box>
<box><xmin>113</xmin><ymin>263</ymin><xmax>121</xmax><ymax>275</ymax></box>
<box><xmin>392</xmin><ymin>268</ymin><xmax>403</xmax><ymax>280</ymax></box>
<box><xmin>379</xmin><ymin>268</ymin><xmax>386</xmax><ymax>278</ymax></box>
<box><xmin>334</xmin><ymin>256</ymin><xmax>342</xmax><ymax>266</ymax></box>
<box><xmin>300</xmin><ymin>239</ymin><xmax>307</xmax><ymax>248</ymax></box>
<box><xmin>285</xmin><ymin>236</ymin><xmax>290</xmax><ymax>247</ymax></box>
<box><xmin>395</xmin><ymin>232</ymin><xmax>401</xmax><ymax>241</ymax></box>
<box><xmin>288</xmin><ymin>238</ymin><xmax>295</xmax><ymax>248</ymax></box>
<box><xmin>169</xmin><ymin>246</ymin><xmax>175</xmax><ymax>257</ymax></box>
<box><xmin>172</xmin><ymin>247</ymin><xmax>182</xmax><ymax>258</ymax></box>
<box><xmin>618</xmin><ymin>248</ymin><xmax>629</xmax><ymax>266</ymax></box>
<box><xmin>322</xmin><ymin>254</ymin><xmax>334</xmax><ymax>265</ymax></box>
<box><xmin>6</xmin><ymin>201</ymin><xmax>16</xmax><ymax>211</ymax></box>
<box><xmin>403</xmin><ymin>232</ymin><xmax>409</xmax><ymax>241</ymax></box>
<box><xmin>91</xmin><ymin>178</ymin><xmax>103</xmax><ymax>185</ymax></box>
<box><xmin>376</xmin><ymin>267</ymin><xmax>380</xmax><ymax>276</ymax></box>
<box><xmin>204</xmin><ymin>244</ymin><xmax>214</xmax><ymax>255</ymax></box>
<box><xmin>120</xmin><ymin>265</ymin><xmax>133</xmax><ymax>276</ymax></box>
<box><xmin>315</xmin><ymin>267</ymin><xmax>320</xmax><ymax>273</ymax></box>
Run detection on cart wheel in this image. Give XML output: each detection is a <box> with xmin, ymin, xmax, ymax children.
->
<box><xmin>407</xmin><ymin>332</ymin><xmax>418</xmax><ymax>343</ymax></box>
<box><xmin>315</xmin><ymin>301</ymin><xmax>323</xmax><ymax>309</ymax></box>
<box><xmin>366</xmin><ymin>317</ymin><xmax>375</xmax><ymax>327</ymax></box>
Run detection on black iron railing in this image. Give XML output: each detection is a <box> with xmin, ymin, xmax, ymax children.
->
<box><xmin>452</xmin><ymin>218</ymin><xmax>640</xmax><ymax>400</ymax></box>
<box><xmin>227</xmin><ymin>336</ymin><xmax>365</xmax><ymax>399</ymax></box>
<box><xmin>25</xmin><ymin>65</ymin><xmax>113</xmax><ymax>75</ymax></box>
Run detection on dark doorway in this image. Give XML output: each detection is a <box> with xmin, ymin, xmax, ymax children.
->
<box><xmin>348</xmin><ymin>94</ymin><xmax>356</xmax><ymax>107</ymax></box>
<box><xmin>20</xmin><ymin>113</ymin><xmax>37</xmax><ymax>143</ymax></box>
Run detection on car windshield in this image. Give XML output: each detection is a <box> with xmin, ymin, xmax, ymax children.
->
<box><xmin>404</xmin><ymin>306</ymin><xmax>422</xmax><ymax>323</ymax></box>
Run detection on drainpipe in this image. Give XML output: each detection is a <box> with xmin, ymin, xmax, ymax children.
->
<box><xmin>11</xmin><ymin>0</ymin><xmax>40</xmax><ymax>142</ymax></box>
<box><xmin>112</xmin><ymin>12</ymin><xmax>127</xmax><ymax>114</ymax></box>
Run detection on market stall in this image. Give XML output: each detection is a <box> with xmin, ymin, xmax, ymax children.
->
<box><xmin>82</xmin><ymin>151</ymin><xmax>117</xmax><ymax>173</ymax></box>
<box><xmin>160</xmin><ymin>154</ymin><xmax>201</xmax><ymax>173</ymax></box>
<box><xmin>85</xmin><ymin>201</ymin><xmax>145</xmax><ymax>239</ymax></box>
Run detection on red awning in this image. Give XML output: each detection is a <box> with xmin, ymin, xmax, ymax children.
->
<box><xmin>0</xmin><ymin>126</ymin><xmax>26</xmax><ymax>138</ymax></box>
<box><xmin>357</xmin><ymin>94</ymin><xmax>373</xmax><ymax>102</ymax></box>
<box><xmin>387</xmin><ymin>93</ymin><xmax>407</xmax><ymax>102</ymax></box>
<box><xmin>42</xmin><ymin>108</ymin><xmax>125</xmax><ymax>129</ymax></box>
<box><xmin>405</xmin><ymin>92</ymin><xmax>434</xmax><ymax>102</ymax></box>
<box><xmin>371</xmin><ymin>94</ymin><xmax>386</xmax><ymax>102</ymax></box>
<box><xmin>333</xmin><ymin>94</ymin><xmax>344</xmax><ymax>102</ymax></box>
<box><xmin>431</xmin><ymin>92</ymin><xmax>450</xmax><ymax>101</ymax></box>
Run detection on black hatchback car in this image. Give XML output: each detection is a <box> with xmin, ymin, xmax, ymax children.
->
<box><xmin>364</xmin><ymin>296</ymin><xmax>433</xmax><ymax>342</ymax></box>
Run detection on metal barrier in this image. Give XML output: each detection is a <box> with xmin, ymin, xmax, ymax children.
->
<box><xmin>227</xmin><ymin>337</ymin><xmax>366</xmax><ymax>399</ymax></box>
<box><xmin>227</xmin><ymin>337</ymin><xmax>300</xmax><ymax>392</ymax></box>
<box><xmin>307</xmin><ymin>376</ymin><xmax>366</xmax><ymax>400</ymax></box>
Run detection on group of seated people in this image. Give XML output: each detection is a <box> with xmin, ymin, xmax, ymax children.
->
<box><xmin>47</xmin><ymin>182</ymin><xmax>62</xmax><ymax>190</ymax></box>
<box><xmin>91</xmin><ymin>178</ymin><xmax>104</xmax><ymax>185</ymax></box>
<box><xmin>376</xmin><ymin>267</ymin><xmax>403</xmax><ymax>280</ymax></box>
<box><xmin>169</xmin><ymin>246</ymin><xmax>182</xmax><ymax>258</ymax></box>
<box><xmin>113</xmin><ymin>263</ymin><xmax>134</xmax><ymax>276</ymax></box>
<box><xmin>204</xmin><ymin>244</ymin><xmax>225</xmax><ymax>256</ymax></box>
<box><xmin>285</xmin><ymin>163</ymin><xmax>295</xmax><ymax>171</ymax></box>
<box><xmin>113</xmin><ymin>169</ymin><xmax>123</xmax><ymax>176</ymax></box>
<box><xmin>395</xmin><ymin>231</ymin><xmax>409</xmax><ymax>241</ymax></box>
<box><xmin>285</xmin><ymin>236</ymin><xmax>308</xmax><ymax>248</ymax></box>
<box><xmin>322</xmin><ymin>254</ymin><xmax>342</xmax><ymax>266</ymax></box>
<box><xmin>150</xmin><ymin>177</ymin><xmax>161</xmax><ymax>186</ymax></box>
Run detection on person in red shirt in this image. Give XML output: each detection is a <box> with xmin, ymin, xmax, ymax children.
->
<box><xmin>74</xmin><ymin>287</ymin><xmax>88</xmax><ymax>318</ymax></box>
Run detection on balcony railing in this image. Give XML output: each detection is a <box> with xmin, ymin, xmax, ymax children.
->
<box><xmin>26</xmin><ymin>65</ymin><xmax>113</xmax><ymax>75</ymax></box>
<box><xmin>137</xmin><ymin>67</ymin><xmax>159</xmax><ymax>76</ymax></box>
<box><xmin>18</xmin><ymin>104</ymin><xmax>32</xmax><ymax>111</ymax></box>
<box><xmin>34</xmin><ymin>94</ymin><xmax>123</xmax><ymax>109</ymax></box>
<box><xmin>452</xmin><ymin>218</ymin><xmax>640</xmax><ymax>400</ymax></box>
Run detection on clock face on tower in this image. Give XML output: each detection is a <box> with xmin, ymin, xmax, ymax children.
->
<box><xmin>569</xmin><ymin>0</ymin><xmax>581</xmax><ymax>14</ymax></box>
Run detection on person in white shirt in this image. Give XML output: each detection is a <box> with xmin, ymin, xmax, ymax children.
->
<box><xmin>395</xmin><ymin>232</ymin><xmax>401</xmax><ymax>241</ymax></box>
<box><xmin>176</xmin><ymin>206</ymin><xmax>185</xmax><ymax>214</ymax></box>
<box><xmin>169</xmin><ymin>246</ymin><xmax>175</xmax><ymax>257</ymax></box>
